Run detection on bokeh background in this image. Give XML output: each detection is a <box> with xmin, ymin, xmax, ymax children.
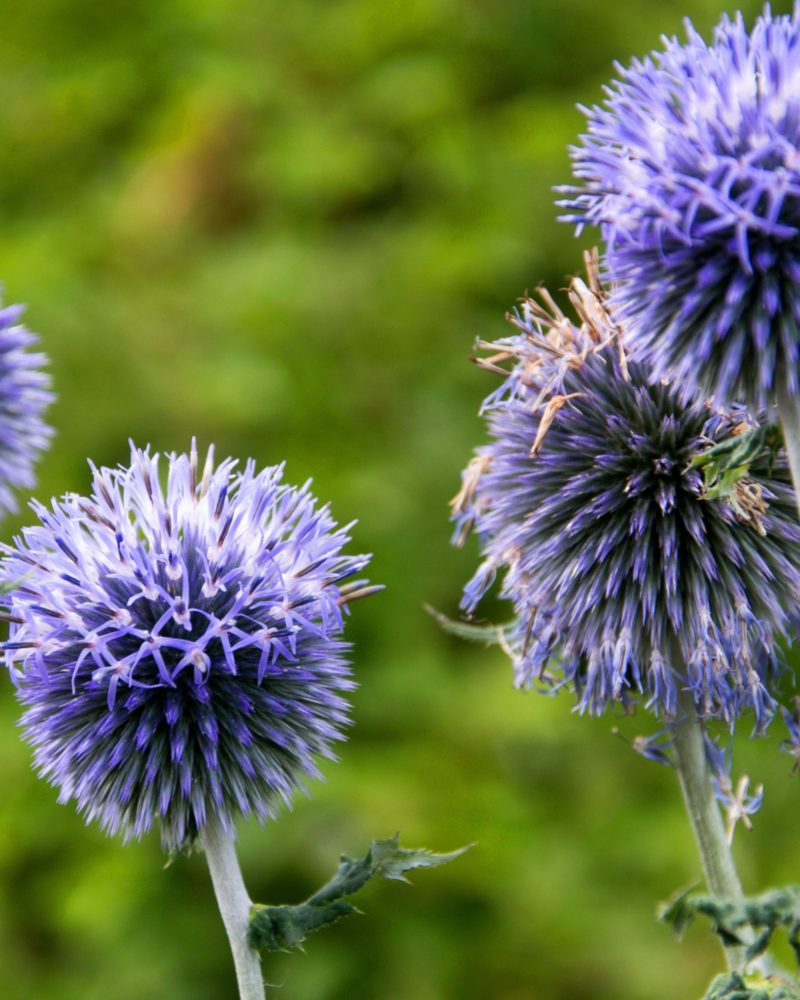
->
<box><xmin>0</xmin><ymin>1</ymin><xmax>798</xmax><ymax>997</ymax></box>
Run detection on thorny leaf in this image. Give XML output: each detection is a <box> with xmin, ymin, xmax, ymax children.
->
<box><xmin>248</xmin><ymin>835</ymin><xmax>472</xmax><ymax>953</ymax></box>
<box><xmin>702</xmin><ymin>972</ymin><xmax>800</xmax><ymax>1000</ymax></box>
<box><xmin>659</xmin><ymin>885</ymin><xmax>800</xmax><ymax>965</ymax></box>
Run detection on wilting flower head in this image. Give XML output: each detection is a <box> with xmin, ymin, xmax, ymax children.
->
<box><xmin>0</xmin><ymin>302</ymin><xmax>53</xmax><ymax>513</ymax></box>
<box><xmin>452</xmin><ymin>257</ymin><xmax>800</xmax><ymax>726</ymax></box>
<box><xmin>560</xmin><ymin>7</ymin><xmax>800</xmax><ymax>411</ymax></box>
<box><xmin>1</xmin><ymin>443</ymin><xmax>375</xmax><ymax>849</ymax></box>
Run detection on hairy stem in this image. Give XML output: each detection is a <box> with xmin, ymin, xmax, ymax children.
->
<box><xmin>777</xmin><ymin>375</ymin><xmax>800</xmax><ymax>520</ymax></box>
<box><xmin>670</xmin><ymin>686</ymin><xmax>746</xmax><ymax>971</ymax></box>
<box><xmin>202</xmin><ymin>815</ymin><xmax>266</xmax><ymax>1000</ymax></box>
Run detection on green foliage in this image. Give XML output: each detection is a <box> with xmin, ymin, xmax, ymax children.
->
<box><xmin>248</xmin><ymin>835</ymin><xmax>471</xmax><ymax>952</ymax></box>
<box><xmin>702</xmin><ymin>972</ymin><xmax>800</xmax><ymax>1000</ymax></box>
<box><xmin>660</xmin><ymin>886</ymin><xmax>800</xmax><ymax>965</ymax></box>
<box><xmin>688</xmin><ymin>422</ymin><xmax>784</xmax><ymax>532</ymax></box>
<box><xmin>690</xmin><ymin>424</ymin><xmax>783</xmax><ymax>501</ymax></box>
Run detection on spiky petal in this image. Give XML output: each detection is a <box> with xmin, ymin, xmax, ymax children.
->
<box><xmin>560</xmin><ymin>6</ymin><xmax>800</xmax><ymax>411</ymax></box>
<box><xmin>1</xmin><ymin>443</ymin><xmax>373</xmax><ymax>849</ymax></box>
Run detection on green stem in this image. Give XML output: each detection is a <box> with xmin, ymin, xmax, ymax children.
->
<box><xmin>776</xmin><ymin>374</ymin><xmax>800</xmax><ymax>520</ymax></box>
<box><xmin>670</xmin><ymin>685</ymin><xmax>746</xmax><ymax>972</ymax></box>
<box><xmin>202</xmin><ymin>814</ymin><xmax>266</xmax><ymax>1000</ymax></box>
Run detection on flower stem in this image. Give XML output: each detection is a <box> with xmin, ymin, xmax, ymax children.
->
<box><xmin>776</xmin><ymin>374</ymin><xmax>800</xmax><ymax>520</ymax></box>
<box><xmin>202</xmin><ymin>814</ymin><xmax>266</xmax><ymax>1000</ymax></box>
<box><xmin>670</xmin><ymin>685</ymin><xmax>746</xmax><ymax>971</ymax></box>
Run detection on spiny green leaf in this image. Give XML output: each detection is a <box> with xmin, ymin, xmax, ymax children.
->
<box><xmin>660</xmin><ymin>885</ymin><xmax>800</xmax><ymax>984</ymax></box>
<box><xmin>248</xmin><ymin>900</ymin><xmax>358</xmax><ymax>953</ymax></box>
<box><xmin>363</xmin><ymin>834</ymin><xmax>471</xmax><ymax>884</ymax></box>
<box><xmin>248</xmin><ymin>834</ymin><xmax>472</xmax><ymax>953</ymax></box>
<box><xmin>702</xmin><ymin>971</ymin><xmax>800</xmax><ymax>1000</ymax></box>
<box><xmin>657</xmin><ymin>884</ymin><xmax>701</xmax><ymax>938</ymax></box>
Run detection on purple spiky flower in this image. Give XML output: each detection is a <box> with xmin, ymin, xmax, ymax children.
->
<box><xmin>452</xmin><ymin>259</ymin><xmax>800</xmax><ymax>726</ymax></box>
<box><xmin>0</xmin><ymin>443</ymin><xmax>375</xmax><ymax>850</ymax></box>
<box><xmin>560</xmin><ymin>6</ymin><xmax>800</xmax><ymax>411</ymax></box>
<box><xmin>0</xmin><ymin>302</ymin><xmax>53</xmax><ymax>513</ymax></box>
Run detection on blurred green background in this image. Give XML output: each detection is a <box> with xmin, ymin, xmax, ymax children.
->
<box><xmin>0</xmin><ymin>1</ymin><xmax>797</xmax><ymax>997</ymax></box>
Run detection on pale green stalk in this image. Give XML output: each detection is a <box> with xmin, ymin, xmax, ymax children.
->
<box><xmin>202</xmin><ymin>814</ymin><xmax>266</xmax><ymax>1000</ymax></box>
<box><xmin>671</xmin><ymin>684</ymin><xmax>746</xmax><ymax>972</ymax></box>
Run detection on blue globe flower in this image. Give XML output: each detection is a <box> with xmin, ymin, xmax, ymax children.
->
<box><xmin>1</xmin><ymin>443</ymin><xmax>375</xmax><ymax>849</ymax></box>
<box><xmin>453</xmin><ymin>264</ymin><xmax>800</xmax><ymax>726</ymax></box>
<box><xmin>560</xmin><ymin>7</ymin><xmax>800</xmax><ymax>411</ymax></box>
<box><xmin>0</xmin><ymin>302</ymin><xmax>53</xmax><ymax>513</ymax></box>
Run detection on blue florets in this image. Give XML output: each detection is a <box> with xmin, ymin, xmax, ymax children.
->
<box><xmin>0</xmin><ymin>443</ymin><xmax>374</xmax><ymax>849</ymax></box>
<box><xmin>0</xmin><ymin>303</ymin><xmax>53</xmax><ymax>513</ymax></box>
<box><xmin>560</xmin><ymin>6</ymin><xmax>800</xmax><ymax>411</ymax></box>
<box><xmin>453</xmin><ymin>266</ymin><xmax>800</xmax><ymax>727</ymax></box>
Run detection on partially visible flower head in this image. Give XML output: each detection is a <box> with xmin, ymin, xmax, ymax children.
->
<box><xmin>560</xmin><ymin>6</ymin><xmax>800</xmax><ymax>411</ymax></box>
<box><xmin>1</xmin><ymin>443</ymin><xmax>376</xmax><ymax>849</ymax></box>
<box><xmin>453</xmin><ymin>256</ymin><xmax>800</xmax><ymax>726</ymax></box>
<box><xmin>0</xmin><ymin>302</ymin><xmax>53</xmax><ymax>513</ymax></box>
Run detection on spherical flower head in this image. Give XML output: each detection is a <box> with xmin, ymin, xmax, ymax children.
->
<box><xmin>453</xmin><ymin>259</ymin><xmax>800</xmax><ymax>726</ymax></box>
<box><xmin>0</xmin><ymin>302</ymin><xmax>53</xmax><ymax>513</ymax></box>
<box><xmin>1</xmin><ymin>443</ymin><xmax>375</xmax><ymax>850</ymax></box>
<box><xmin>560</xmin><ymin>7</ymin><xmax>800</xmax><ymax>411</ymax></box>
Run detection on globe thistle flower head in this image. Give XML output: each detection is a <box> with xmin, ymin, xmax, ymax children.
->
<box><xmin>0</xmin><ymin>302</ymin><xmax>53</xmax><ymax>513</ymax></box>
<box><xmin>453</xmin><ymin>255</ymin><xmax>800</xmax><ymax>727</ymax></box>
<box><xmin>1</xmin><ymin>443</ymin><xmax>376</xmax><ymax>850</ymax></box>
<box><xmin>559</xmin><ymin>6</ymin><xmax>800</xmax><ymax>411</ymax></box>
